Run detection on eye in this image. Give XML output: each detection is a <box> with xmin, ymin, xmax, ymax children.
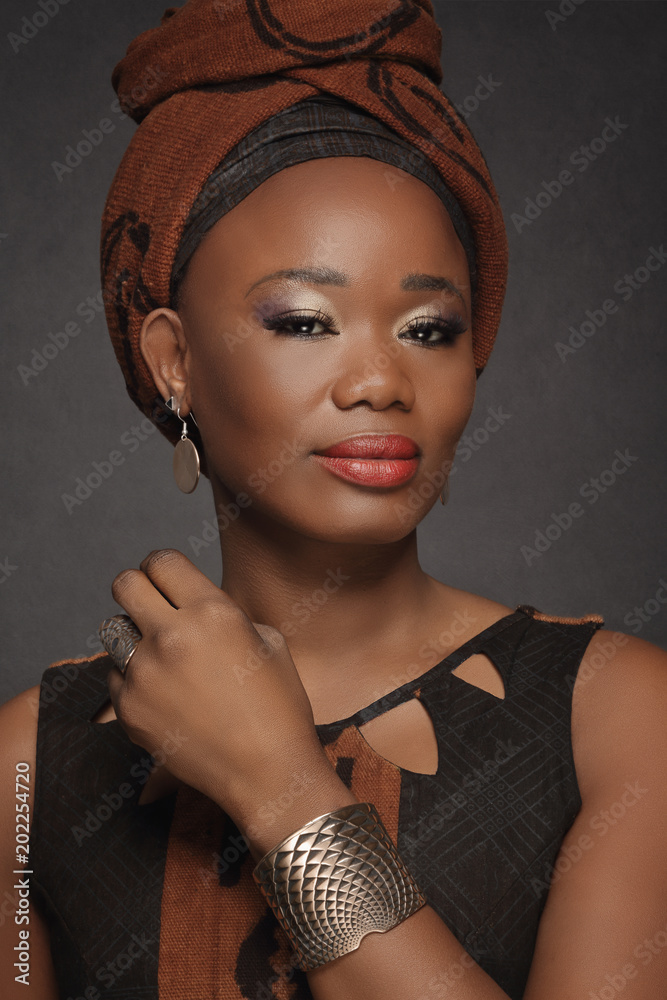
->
<box><xmin>263</xmin><ymin>309</ymin><xmax>337</xmax><ymax>338</ymax></box>
<box><xmin>400</xmin><ymin>314</ymin><xmax>468</xmax><ymax>347</ymax></box>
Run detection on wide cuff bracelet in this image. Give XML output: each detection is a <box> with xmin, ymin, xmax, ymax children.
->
<box><xmin>252</xmin><ymin>801</ymin><xmax>427</xmax><ymax>971</ymax></box>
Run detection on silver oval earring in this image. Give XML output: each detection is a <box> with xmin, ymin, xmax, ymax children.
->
<box><xmin>165</xmin><ymin>396</ymin><xmax>200</xmax><ymax>493</ymax></box>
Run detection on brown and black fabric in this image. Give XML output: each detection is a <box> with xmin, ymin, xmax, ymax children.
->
<box><xmin>101</xmin><ymin>0</ymin><xmax>509</xmax><ymax>455</ymax></box>
<box><xmin>168</xmin><ymin>93</ymin><xmax>480</xmax><ymax>316</ymax></box>
<box><xmin>30</xmin><ymin>604</ymin><xmax>604</xmax><ymax>999</ymax></box>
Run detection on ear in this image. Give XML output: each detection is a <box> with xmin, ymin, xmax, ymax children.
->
<box><xmin>139</xmin><ymin>307</ymin><xmax>193</xmax><ymax>415</ymax></box>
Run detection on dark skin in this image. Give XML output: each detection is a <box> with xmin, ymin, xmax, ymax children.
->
<box><xmin>143</xmin><ymin>154</ymin><xmax>480</xmax><ymax>725</ymax></box>
<box><xmin>1</xmin><ymin>157</ymin><xmax>666</xmax><ymax>998</ymax></box>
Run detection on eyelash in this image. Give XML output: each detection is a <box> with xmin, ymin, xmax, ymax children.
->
<box><xmin>262</xmin><ymin>309</ymin><xmax>467</xmax><ymax>347</ymax></box>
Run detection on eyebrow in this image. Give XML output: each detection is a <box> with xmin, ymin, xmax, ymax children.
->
<box><xmin>244</xmin><ymin>267</ymin><xmax>464</xmax><ymax>301</ymax></box>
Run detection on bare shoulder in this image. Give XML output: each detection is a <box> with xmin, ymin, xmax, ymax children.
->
<box><xmin>0</xmin><ymin>686</ymin><xmax>59</xmax><ymax>998</ymax></box>
<box><xmin>427</xmin><ymin>577</ymin><xmax>515</xmax><ymax>634</ymax></box>
<box><xmin>523</xmin><ymin>630</ymin><xmax>667</xmax><ymax>996</ymax></box>
<box><xmin>0</xmin><ymin>685</ymin><xmax>41</xmax><ymax>780</ymax></box>
<box><xmin>571</xmin><ymin>628</ymin><xmax>667</xmax><ymax>800</ymax></box>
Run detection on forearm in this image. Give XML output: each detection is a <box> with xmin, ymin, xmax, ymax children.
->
<box><xmin>223</xmin><ymin>759</ymin><xmax>511</xmax><ymax>1000</ymax></box>
<box><xmin>306</xmin><ymin>904</ymin><xmax>511</xmax><ymax>1000</ymax></box>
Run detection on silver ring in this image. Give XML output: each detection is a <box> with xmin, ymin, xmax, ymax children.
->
<box><xmin>99</xmin><ymin>614</ymin><xmax>142</xmax><ymax>673</ymax></box>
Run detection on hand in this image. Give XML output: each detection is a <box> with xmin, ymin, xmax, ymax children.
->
<box><xmin>106</xmin><ymin>548</ymin><xmax>339</xmax><ymax>844</ymax></box>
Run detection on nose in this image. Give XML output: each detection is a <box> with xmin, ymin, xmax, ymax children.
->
<box><xmin>330</xmin><ymin>333</ymin><xmax>416</xmax><ymax>412</ymax></box>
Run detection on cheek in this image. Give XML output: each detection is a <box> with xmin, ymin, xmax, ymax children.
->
<box><xmin>426</xmin><ymin>355</ymin><xmax>477</xmax><ymax>450</ymax></box>
<box><xmin>451</xmin><ymin>369</ymin><xmax>477</xmax><ymax>439</ymax></box>
<box><xmin>187</xmin><ymin>329</ymin><xmax>320</xmax><ymax>482</ymax></box>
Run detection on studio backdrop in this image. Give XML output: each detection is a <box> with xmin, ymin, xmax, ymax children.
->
<box><xmin>2</xmin><ymin>0</ymin><xmax>666</xmax><ymax>702</ymax></box>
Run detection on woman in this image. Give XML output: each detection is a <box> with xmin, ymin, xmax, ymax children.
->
<box><xmin>1</xmin><ymin>1</ymin><xmax>666</xmax><ymax>998</ymax></box>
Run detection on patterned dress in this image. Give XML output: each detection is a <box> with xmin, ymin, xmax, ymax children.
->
<box><xmin>29</xmin><ymin>603</ymin><xmax>603</xmax><ymax>998</ymax></box>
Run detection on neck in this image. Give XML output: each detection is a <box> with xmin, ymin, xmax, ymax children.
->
<box><xmin>209</xmin><ymin>487</ymin><xmax>442</xmax><ymax>689</ymax></box>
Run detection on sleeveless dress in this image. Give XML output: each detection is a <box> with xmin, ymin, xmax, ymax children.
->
<box><xmin>29</xmin><ymin>603</ymin><xmax>604</xmax><ymax>999</ymax></box>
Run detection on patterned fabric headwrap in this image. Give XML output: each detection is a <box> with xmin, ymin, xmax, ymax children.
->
<box><xmin>101</xmin><ymin>0</ymin><xmax>509</xmax><ymax>457</ymax></box>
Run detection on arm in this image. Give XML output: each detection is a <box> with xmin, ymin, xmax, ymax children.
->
<box><xmin>235</xmin><ymin>769</ymin><xmax>512</xmax><ymax>1000</ymax></box>
<box><xmin>0</xmin><ymin>686</ymin><xmax>60</xmax><ymax>999</ymax></box>
<box><xmin>522</xmin><ymin>631</ymin><xmax>667</xmax><ymax>998</ymax></box>
<box><xmin>236</xmin><ymin>631</ymin><xmax>667</xmax><ymax>1000</ymax></box>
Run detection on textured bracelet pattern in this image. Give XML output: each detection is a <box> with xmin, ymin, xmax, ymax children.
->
<box><xmin>252</xmin><ymin>801</ymin><xmax>427</xmax><ymax>971</ymax></box>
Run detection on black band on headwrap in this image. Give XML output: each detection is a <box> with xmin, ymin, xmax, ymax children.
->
<box><xmin>170</xmin><ymin>94</ymin><xmax>478</xmax><ymax>309</ymax></box>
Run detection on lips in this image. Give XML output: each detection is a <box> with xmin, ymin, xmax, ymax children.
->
<box><xmin>315</xmin><ymin>435</ymin><xmax>420</xmax><ymax>459</ymax></box>
<box><xmin>312</xmin><ymin>435</ymin><xmax>420</xmax><ymax>487</ymax></box>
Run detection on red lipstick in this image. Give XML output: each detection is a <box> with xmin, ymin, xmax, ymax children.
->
<box><xmin>312</xmin><ymin>435</ymin><xmax>420</xmax><ymax>487</ymax></box>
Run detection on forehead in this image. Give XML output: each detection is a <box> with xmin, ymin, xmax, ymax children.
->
<box><xmin>188</xmin><ymin>156</ymin><xmax>466</xmax><ymax>278</ymax></box>
<box><xmin>226</xmin><ymin>155</ymin><xmax>454</xmax><ymax>217</ymax></box>
<box><xmin>177</xmin><ymin>158</ymin><xmax>471</xmax><ymax>318</ymax></box>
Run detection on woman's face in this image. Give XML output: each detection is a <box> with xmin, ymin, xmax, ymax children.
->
<box><xmin>151</xmin><ymin>155</ymin><xmax>476</xmax><ymax>544</ymax></box>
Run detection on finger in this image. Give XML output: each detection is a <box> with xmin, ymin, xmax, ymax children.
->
<box><xmin>110</xmin><ymin>566</ymin><xmax>176</xmax><ymax>634</ymax></box>
<box><xmin>107</xmin><ymin>664</ymin><xmax>125</xmax><ymax>713</ymax></box>
<box><xmin>138</xmin><ymin>548</ymin><xmax>241</xmax><ymax>611</ymax></box>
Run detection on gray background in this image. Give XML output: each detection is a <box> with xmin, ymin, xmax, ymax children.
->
<box><xmin>2</xmin><ymin>0</ymin><xmax>665</xmax><ymax>702</ymax></box>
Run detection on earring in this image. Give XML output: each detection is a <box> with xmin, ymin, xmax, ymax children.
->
<box><xmin>439</xmin><ymin>478</ymin><xmax>450</xmax><ymax>505</ymax></box>
<box><xmin>165</xmin><ymin>396</ymin><xmax>200</xmax><ymax>493</ymax></box>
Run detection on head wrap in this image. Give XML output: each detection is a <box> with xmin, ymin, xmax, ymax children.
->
<box><xmin>101</xmin><ymin>0</ymin><xmax>508</xmax><ymax>455</ymax></box>
<box><xmin>169</xmin><ymin>93</ymin><xmax>479</xmax><ymax>313</ymax></box>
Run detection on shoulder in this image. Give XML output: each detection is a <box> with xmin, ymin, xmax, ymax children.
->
<box><xmin>0</xmin><ymin>687</ymin><xmax>61</xmax><ymax>997</ymax></box>
<box><xmin>571</xmin><ymin>629</ymin><xmax>667</xmax><ymax>801</ymax></box>
<box><xmin>0</xmin><ymin>685</ymin><xmax>41</xmax><ymax>784</ymax></box>
<box><xmin>522</xmin><ymin>632</ymin><xmax>667</xmax><ymax>994</ymax></box>
<box><xmin>427</xmin><ymin>578</ymin><xmax>515</xmax><ymax>631</ymax></box>
<box><xmin>0</xmin><ymin>685</ymin><xmax>41</xmax><ymax>852</ymax></box>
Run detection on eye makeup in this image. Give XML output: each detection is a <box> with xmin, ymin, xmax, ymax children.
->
<box><xmin>252</xmin><ymin>297</ymin><xmax>468</xmax><ymax>347</ymax></box>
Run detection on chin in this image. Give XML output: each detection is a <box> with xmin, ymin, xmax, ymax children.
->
<box><xmin>293</xmin><ymin>509</ymin><xmax>424</xmax><ymax>546</ymax></box>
